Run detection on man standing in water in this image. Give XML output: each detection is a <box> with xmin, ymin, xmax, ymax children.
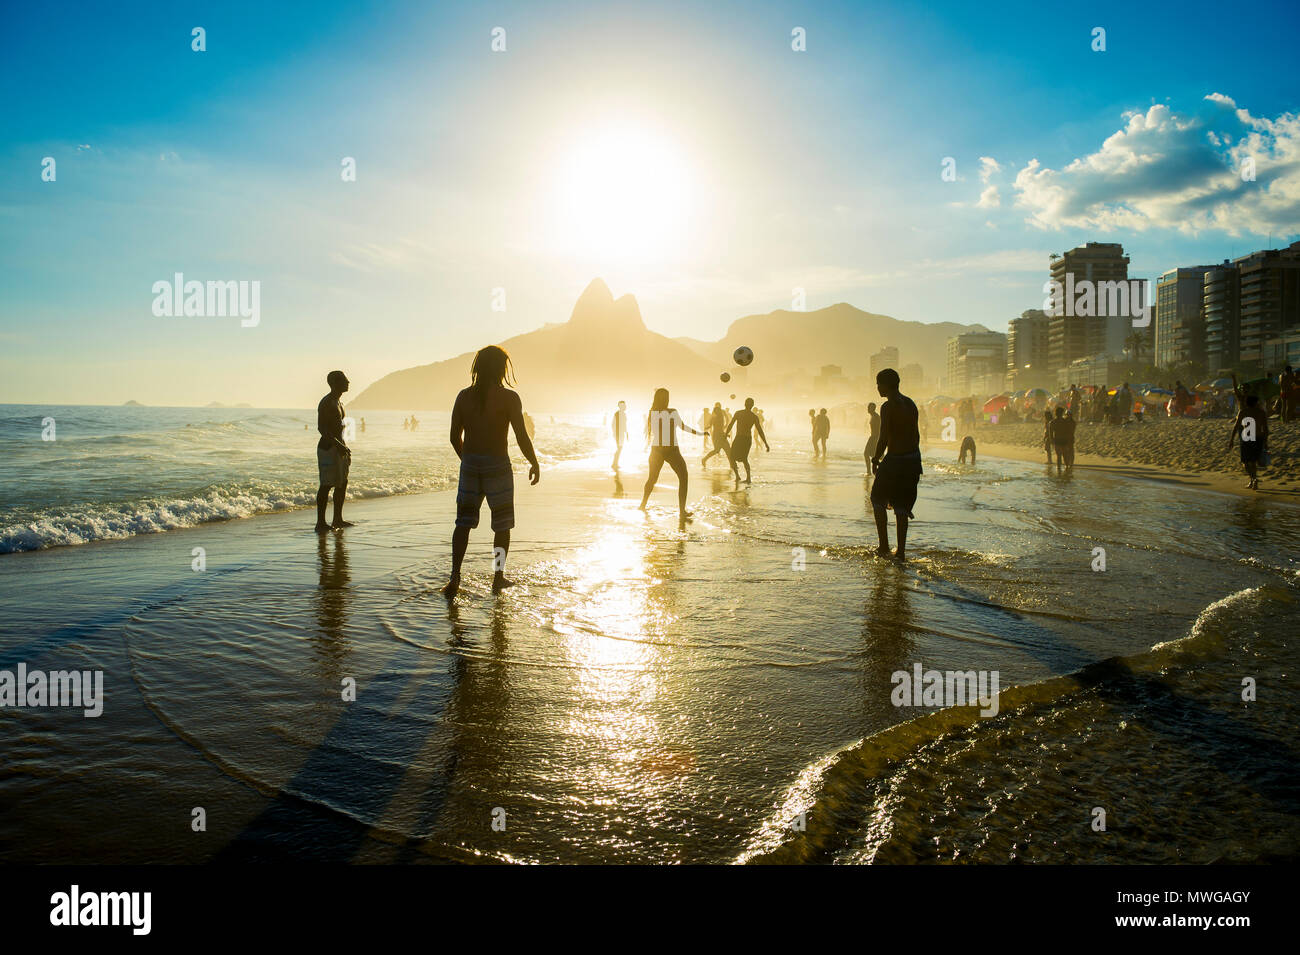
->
<box><xmin>702</xmin><ymin>402</ymin><xmax>738</xmax><ymax>477</ymax></box>
<box><xmin>814</xmin><ymin>408</ymin><xmax>830</xmax><ymax>458</ymax></box>
<box><xmin>725</xmin><ymin>397</ymin><xmax>770</xmax><ymax>483</ymax></box>
<box><xmin>443</xmin><ymin>345</ymin><xmax>540</xmax><ymax>598</ymax></box>
<box><xmin>864</xmin><ymin>401</ymin><xmax>880</xmax><ymax>469</ymax></box>
<box><xmin>1050</xmin><ymin>406</ymin><xmax>1076</xmax><ymax>473</ymax></box>
<box><xmin>869</xmin><ymin>368</ymin><xmax>922</xmax><ymax>561</ymax></box>
<box><xmin>611</xmin><ymin>400</ymin><xmax>629</xmax><ymax>470</ymax></box>
<box><xmin>315</xmin><ymin>370</ymin><xmax>353</xmax><ymax>533</ymax></box>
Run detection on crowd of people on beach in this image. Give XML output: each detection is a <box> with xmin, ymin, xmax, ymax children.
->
<box><xmin>310</xmin><ymin>348</ymin><xmax>927</xmax><ymax>594</ymax></box>
<box><xmin>309</xmin><ymin>344</ymin><xmax>1292</xmax><ymax>597</ymax></box>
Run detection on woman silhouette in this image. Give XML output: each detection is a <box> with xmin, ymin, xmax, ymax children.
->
<box><xmin>638</xmin><ymin>387</ymin><xmax>703</xmax><ymax>526</ymax></box>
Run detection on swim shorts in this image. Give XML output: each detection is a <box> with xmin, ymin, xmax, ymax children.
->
<box><xmin>456</xmin><ymin>454</ymin><xmax>515</xmax><ymax>531</ymax></box>
<box><xmin>870</xmin><ymin>449</ymin><xmax>923</xmax><ymax>518</ymax></box>
<box><xmin>317</xmin><ymin>447</ymin><xmax>350</xmax><ymax>487</ymax></box>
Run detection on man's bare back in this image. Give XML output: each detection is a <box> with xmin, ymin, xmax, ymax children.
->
<box><xmin>879</xmin><ymin>394</ymin><xmax>920</xmax><ymax>456</ymax></box>
<box><xmin>451</xmin><ymin>385</ymin><xmax>528</xmax><ymax>458</ymax></box>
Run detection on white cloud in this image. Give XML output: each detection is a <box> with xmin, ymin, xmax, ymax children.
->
<box><xmin>1012</xmin><ymin>96</ymin><xmax>1300</xmax><ymax>237</ymax></box>
<box><xmin>977</xmin><ymin>185</ymin><xmax>1001</xmax><ymax>208</ymax></box>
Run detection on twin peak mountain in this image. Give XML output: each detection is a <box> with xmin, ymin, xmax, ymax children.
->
<box><xmin>350</xmin><ymin>279</ymin><xmax>978</xmax><ymax>410</ymax></box>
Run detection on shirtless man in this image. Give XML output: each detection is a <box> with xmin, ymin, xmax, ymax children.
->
<box><xmin>864</xmin><ymin>402</ymin><xmax>880</xmax><ymax>468</ymax></box>
<box><xmin>443</xmin><ymin>345</ymin><xmax>540</xmax><ymax>597</ymax></box>
<box><xmin>868</xmin><ymin>368</ymin><xmax>922</xmax><ymax>561</ymax></box>
<box><xmin>611</xmin><ymin>400</ymin><xmax>629</xmax><ymax>470</ymax></box>
<box><xmin>701</xmin><ymin>402</ymin><xmax>738</xmax><ymax>477</ymax></box>
<box><xmin>1228</xmin><ymin>372</ymin><xmax>1269</xmax><ymax>490</ymax></box>
<box><xmin>315</xmin><ymin>370</ymin><xmax>353</xmax><ymax>533</ymax></box>
<box><xmin>814</xmin><ymin>408</ymin><xmax>830</xmax><ymax>458</ymax></box>
<box><xmin>725</xmin><ymin>397</ymin><xmax>770</xmax><ymax>483</ymax></box>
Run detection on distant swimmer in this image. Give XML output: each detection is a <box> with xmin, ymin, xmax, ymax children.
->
<box><xmin>808</xmin><ymin>409</ymin><xmax>817</xmax><ymax>455</ymax></box>
<box><xmin>864</xmin><ymin>402</ymin><xmax>880</xmax><ymax>468</ymax></box>
<box><xmin>958</xmin><ymin>435</ymin><xmax>976</xmax><ymax>465</ymax></box>
<box><xmin>814</xmin><ymin>408</ymin><xmax>830</xmax><ymax>458</ymax></box>
<box><xmin>359</xmin><ymin>417</ymin><xmax>366</xmax><ymax>433</ymax></box>
<box><xmin>639</xmin><ymin>388</ymin><xmax>704</xmax><ymax>527</ymax></box>
<box><xmin>410</xmin><ymin>414</ymin><xmax>419</xmax><ymax>432</ymax></box>
<box><xmin>699</xmin><ymin>408</ymin><xmax>712</xmax><ymax>451</ymax></box>
<box><xmin>1050</xmin><ymin>407</ymin><xmax>1076</xmax><ymax>472</ymax></box>
<box><xmin>315</xmin><ymin>370</ymin><xmax>353</xmax><ymax>533</ymax></box>
<box><xmin>611</xmin><ymin>400</ymin><xmax>629</xmax><ymax>470</ymax></box>
<box><xmin>443</xmin><ymin>345</ymin><xmax>540</xmax><ymax>598</ymax></box>
<box><xmin>701</xmin><ymin>402</ymin><xmax>738</xmax><ymax>477</ymax></box>
<box><xmin>1228</xmin><ymin>373</ymin><xmax>1268</xmax><ymax>491</ymax></box>
<box><xmin>402</xmin><ymin>416</ymin><xmax>410</xmax><ymax>431</ymax></box>
<box><xmin>726</xmin><ymin>397</ymin><xmax>770</xmax><ymax>483</ymax></box>
<box><xmin>869</xmin><ymin>368</ymin><xmax>922</xmax><ymax>561</ymax></box>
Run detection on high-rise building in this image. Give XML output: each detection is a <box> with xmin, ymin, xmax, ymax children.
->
<box><xmin>1236</xmin><ymin>241</ymin><xmax>1300</xmax><ymax>368</ymax></box>
<box><xmin>1203</xmin><ymin>263</ymin><xmax>1240</xmax><ymax>372</ymax></box>
<box><xmin>946</xmin><ymin>332</ymin><xmax>1007</xmax><ymax>397</ymax></box>
<box><xmin>900</xmin><ymin>362</ymin><xmax>924</xmax><ymax>390</ymax></box>
<box><xmin>870</xmin><ymin>346</ymin><xmax>899</xmax><ymax>378</ymax></box>
<box><xmin>1155</xmin><ymin>266</ymin><xmax>1218</xmax><ymax>368</ymax></box>
<box><xmin>1047</xmin><ymin>243</ymin><xmax>1131</xmax><ymax>370</ymax></box>
<box><xmin>1006</xmin><ymin>308</ymin><xmax>1050</xmax><ymax>388</ymax></box>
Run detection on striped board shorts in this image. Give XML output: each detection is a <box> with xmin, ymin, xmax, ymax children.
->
<box><xmin>455</xmin><ymin>454</ymin><xmax>515</xmax><ymax>531</ymax></box>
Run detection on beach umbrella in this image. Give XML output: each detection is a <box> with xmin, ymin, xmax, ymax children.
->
<box><xmin>1196</xmin><ymin>377</ymin><xmax>1232</xmax><ymax>391</ymax></box>
<box><xmin>982</xmin><ymin>395</ymin><xmax>1010</xmax><ymax>414</ymax></box>
<box><xmin>1142</xmin><ymin>387</ymin><xmax>1173</xmax><ymax>405</ymax></box>
<box><xmin>1243</xmin><ymin>376</ymin><xmax>1280</xmax><ymax>398</ymax></box>
<box><xmin>1022</xmin><ymin>388</ymin><xmax>1049</xmax><ymax>399</ymax></box>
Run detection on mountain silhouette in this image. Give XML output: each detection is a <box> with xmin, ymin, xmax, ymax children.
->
<box><xmin>350</xmin><ymin>282</ymin><xmax>992</xmax><ymax>412</ymax></box>
<box><xmin>674</xmin><ymin>304</ymin><xmax>988</xmax><ymax>389</ymax></box>
<box><xmin>350</xmin><ymin>279</ymin><xmax>719</xmax><ymax>411</ymax></box>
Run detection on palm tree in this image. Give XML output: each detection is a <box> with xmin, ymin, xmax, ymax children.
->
<box><xmin>1125</xmin><ymin>330</ymin><xmax>1149</xmax><ymax>361</ymax></box>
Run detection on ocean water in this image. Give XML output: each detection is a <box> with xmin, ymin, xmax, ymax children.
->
<box><xmin>0</xmin><ymin>404</ymin><xmax>599</xmax><ymax>553</ymax></box>
<box><xmin>1</xmin><ymin>410</ymin><xmax>1297</xmax><ymax>863</ymax></box>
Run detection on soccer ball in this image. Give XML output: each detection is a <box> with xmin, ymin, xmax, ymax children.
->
<box><xmin>720</xmin><ymin>372</ymin><xmax>731</xmax><ymax>383</ymax></box>
<box><xmin>733</xmin><ymin>346</ymin><xmax>754</xmax><ymax>366</ymax></box>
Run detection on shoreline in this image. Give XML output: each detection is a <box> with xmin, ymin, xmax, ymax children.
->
<box><xmin>975</xmin><ymin>440</ymin><xmax>1300</xmax><ymax>502</ymax></box>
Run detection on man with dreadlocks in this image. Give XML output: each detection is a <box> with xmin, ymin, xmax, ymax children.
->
<box><xmin>443</xmin><ymin>344</ymin><xmax>540</xmax><ymax>598</ymax></box>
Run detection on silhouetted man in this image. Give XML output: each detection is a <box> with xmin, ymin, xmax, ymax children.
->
<box><xmin>959</xmin><ymin>435</ymin><xmax>976</xmax><ymax>465</ymax></box>
<box><xmin>1050</xmin><ymin>406</ymin><xmax>1076</xmax><ymax>472</ymax></box>
<box><xmin>315</xmin><ymin>370</ymin><xmax>353</xmax><ymax>533</ymax></box>
<box><xmin>869</xmin><ymin>368</ymin><xmax>922</xmax><ymax>561</ymax></box>
<box><xmin>814</xmin><ymin>408</ymin><xmax>830</xmax><ymax>457</ymax></box>
<box><xmin>612</xmin><ymin>400</ymin><xmax>629</xmax><ymax>470</ymax></box>
<box><xmin>702</xmin><ymin>402</ymin><xmax>737</xmax><ymax>477</ymax></box>
<box><xmin>864</xmin><ymin>402</ymin><xmax>880</xmax><ymax>467</ymax></box>
<box><xmin>726</xmin><ymin>397</ymin><xmax>769</xmax><ymax>483</ymax></box>
<box><xmin>444</xmin><ymin>345</ymin><xmax>540</xmax><ymax>598</ymax></box>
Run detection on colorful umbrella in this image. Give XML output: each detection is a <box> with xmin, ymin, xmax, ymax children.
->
<box><xmin>983</xmin><ymin>395</ymin><xmax>1010</xmax><ymax>414</ymax></box>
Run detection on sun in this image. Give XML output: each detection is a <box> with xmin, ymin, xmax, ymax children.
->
<box><xmin>549</xmin><ymin>124</ymin><xmax>696</xmax><ymax>267</ymax></box>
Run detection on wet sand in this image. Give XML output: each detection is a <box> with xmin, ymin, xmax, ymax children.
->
<box><xmin>3</xmin><ymin>444</ymin><xmax>1297</xmax><ymax>863</ymax></box>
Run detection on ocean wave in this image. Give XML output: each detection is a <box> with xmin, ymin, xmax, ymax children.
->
<box><xmin>0</xmin><ymin>477</ymin><xmax>453</xmax><ymax>553</ymax></box>
<box><xmin>737</xmin><ymin>584</ymin><xmax>1299</xmax><ymax>864</ymax></box>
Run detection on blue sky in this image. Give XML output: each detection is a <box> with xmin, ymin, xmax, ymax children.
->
<box><xmin>2</xmin><ymin>0</ymin><xmax>1298</xmax><ymax>406</ymax></box>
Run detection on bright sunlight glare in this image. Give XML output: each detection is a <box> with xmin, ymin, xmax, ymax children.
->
<box><xmin>549</xmin><ymin>124</ymin><xmax>697</xmax><ymax>267</ymax></box>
